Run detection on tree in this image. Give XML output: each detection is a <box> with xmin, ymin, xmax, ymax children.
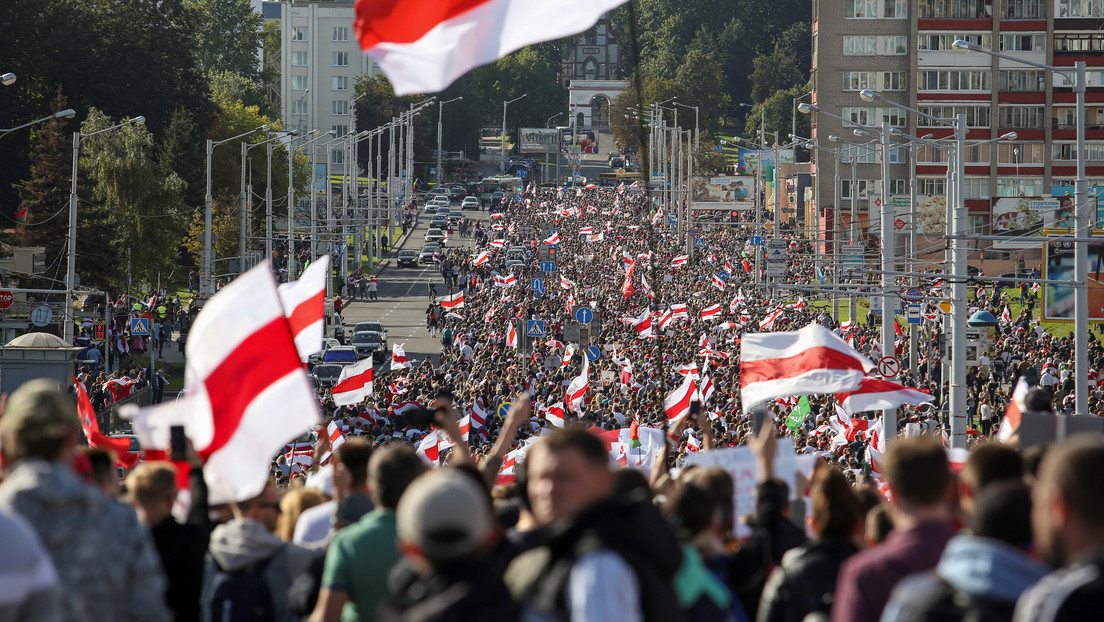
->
<box><xmin>693</xmin><ymin>141</ymin><xmax>731</xmax><ymax>175</ymax></box>
<box><xmin>80</xmin><ymin>109</ymin><xmax>190</xmax><ymax>289</ymax></box>
<box><xmin>742</xmin><ymin>81</ymin><xmax>812</xmax><ymax>147</ymax></box>
<box><xmin>749</xmin><ymin>23</ymin><xmax>809</xmax><ymax>103</ymax></box>
<box><xmin>675</xmin><ymin>48</ymin><xmax>729</xmax><ymax>133</ymax></box>
<box><xmin>187</xmin><ymin>0</ymin><xmax>264</xmax><ymax>80</ymax></box>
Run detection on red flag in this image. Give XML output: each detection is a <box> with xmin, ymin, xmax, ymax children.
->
<box><xmin>76</xmin><ymin>381</ymin><xmax>139</xmax><ymax>468</ymax></box>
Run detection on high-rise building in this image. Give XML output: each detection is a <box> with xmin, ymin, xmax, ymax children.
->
<box><xmin>267</xmin><ymin>1</ymin><xmax>381</xmax><ymax>177</ymax></box>
<box><xmin>809</xmin><ymin>0</ymin><xmax>1104</xmax><ymax>257</ymax></box>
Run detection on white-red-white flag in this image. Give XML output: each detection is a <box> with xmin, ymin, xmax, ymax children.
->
<box><xmin>543</xmin><ymin>231</ymin><xmax>560</xmax><ymax>245</ymax></box>
<box><xmin>711</xmin><ymin>274</ymin><xmax>726</xmax><ymax>291</ymax></box>
<box><xmin>494</xmin><ymin>274</ymin><xmax>516</xmax><ymax>288</ymax></box>
<box><xmin>438</xmin><ymin>291</ymin><xmax>464</xmax><ymax>309</ymax></box>
<box><xmin>416</xmin><ymin>430</ymin><xmax>440</xmax><ymax>464</ymax></box>
<box><xmin>671</xmin><ymin>304</ymin><xmax>689</xmax><ymax>319</ymax></box>
<box><xmin>632</xmin><ymin>312</ymin><xmax>653</xmax><ymax>339</ymax></box>
<box><xmin>835</xmin><ymin>378</ymin><xmax>931</xmax><ymax>415</ymax></box>
<box><xmin>391</xmin><ymin>343</ymin><xmax>413</xmax><ymax>370</ymax></box>
<box><xmin>701</xmin><ymin>304</ymin><xmax>721</xmax><ymax>320</ymax></box>
<box><xmin>759</xmin><ymin>308</ymin><xmax>784</xmax><ymax>331</ymax></box>
<box><xmin>697</xmin><ymin>374</ymin><xmax>715</xmax><ymax>404</ymax></box>
<box><xmin>437</xmin><ymin>415</ymin><xmax>470</xmax><ymax>450</ymax></box>
<box><xmin>670</xmin><ymin>255</ymin><xmax>689</xmax><ymax>267</ymax></box>
<box><xmin>543</xmin><ymin>402</ymin><xmax>566</xmax><ymax>428</ymax></box>
<box><xmin>664</xmin><ymin>373</ymin><xmax>697</xmax><ymax>424</ymax></box>
<box><xmin>471</xmin><ymin>402</ymin><xmax>488</xmax><ymax>429</ymax></box>
<box><xmin>332</xmin><ymin>358</ymin><xmax>375</xmax><ymax>406</ymax></box>
<box><xmin>277</xmin><ymin>256</ymin><xmax>329</xmax><ymax>362</ymax></box>
<box><xmin>559</xmin><ymin>274</ymin><xmax>575</xmax><ymax>290</ymax></box>
<box><xmin>740</xmin><ymin>323</ymin><xmax>875</xmax><ymax>407</ymax></box>
<box><xmin>565</xmin><ymin>356</ymin><xmax>590</xmax><ymax>412</ymax></box>
<box><xmin>473</xmin><ymin>251</ymin><xmax>491</xmax><ymax>266</ymax></box>
<box><xmin>506</xmin><ymin>322</ymin><xmax>518</xmax><ymax>348</ymax></box>
<box><xmin>997</xmin><ymin>376</ymin><xmax>1029</xmax><ymax>442</ymax></box>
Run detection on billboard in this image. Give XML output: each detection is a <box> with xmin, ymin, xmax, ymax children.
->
<box><xmin>519</xmin><ymin>128</ymin><xmax>560</xmax><ymax>153</ymax></box>
<box><xmin>312</xmin><ymin>163</ymin><xmax>328</xmax><ymax>193</ymax></box>
<box><xmin>992</xmin><ymin>196</ymin><xmax>1068</xmax><ymax>249</ymax></box>
<box><xmin>691</xmin><ymin>175</ymin><xmax>755</xmax><ymax>207</ymax></box>
<box><xmin>1042</xmin><ymin>231</ymin><xmax>1104</xmax><ymax>323</ymax></box>
<box><xmin>736</xmin><ymin>148</ymin><xmax>795</xmax><ymax>179</ymax></box>
<box><xmin>1049</xmin><ymin>185</ymin><xmax>1104</xmax><ymax>228</ymax></box>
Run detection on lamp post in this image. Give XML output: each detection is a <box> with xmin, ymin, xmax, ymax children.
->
<box><xmin>66</xmin><ymin>115</ymin><xmax>145</xmax><ymax>344</ymax></box>
<box><xmin>252</xmin><ymin>131</ymin><xmax>298</xmax><ymax>267</ymax></box>
<box><xmin>501</xmin><ymin>94</ymin><xmax>527</xmax><ymax>159</ymax></box>
<box><xmin>437</xmin><ymin>96</ymin><xmax>462</xmax><ymax>185</ymax></box>
<box><xmin>673</xmin><ymin>102</ymin><xmax>700</xmax><ymax>151</ymax></box>
<box><xmin>0</xmin><ymin>108</ymin><xmax>76</xmax><ymax>140</ymax></box>
<box><xmin>953</xmin><ymin>40</ymin><xmax>1090</xmax><ymax>421</ymax></box>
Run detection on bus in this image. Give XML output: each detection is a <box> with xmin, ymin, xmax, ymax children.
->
<box><xmin>597</xmin><ymin>171</ymin><xmax>643</xmax><ymax>187</ymax></box>
<box><xmin>481</xmin><ymin>176</ymin><xmax>523</xmax><ymax>195</ymax></box>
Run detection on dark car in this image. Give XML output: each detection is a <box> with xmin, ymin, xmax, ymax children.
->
<box><xmin>397</xmin><ymin>250</ymin><xmax>418</xmax><ymax>267</ymax></box>
<box><xmin>312</xmin><ymin>363</ymin><xmax>343</xmax><ymax>389</ymax></box>
<box><xmin>353</xmin><ymin>321</ymin><xmax>388</xmax><ymax>347</ymax></box>
<box><xmin>351</xmin><ymin>330</ymin><xmax>385</xmax><ymax>363</ymax></box>
<box><xmin>420</xmin><ymin>244</ymin><xmax>439</xmax><ymax>264</ymax></box>
<box><xmin>448</xmin><ymin>186</ymin><xmax>464</xmax><ymax>201</ymax></box>
<box><xmin>322</xmin><ymin>346</ymin><xmax>358</xmax><ymax>366</ymax></box>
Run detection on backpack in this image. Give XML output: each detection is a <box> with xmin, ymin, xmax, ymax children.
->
<box><xmin>201</xmin><ymin>551</ymin><xmax>279</xmax><ymax>622</ymax></box>
<box><xmin>903</xmin><ymin>577</ymin><xmax>1014</xmax><ymax>622</ymax></box>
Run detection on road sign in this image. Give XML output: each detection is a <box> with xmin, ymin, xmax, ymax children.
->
<box><xmin>498</xmin><ymin>402</ymin><xmax>513</xmax><ymax>419</ymax></box>
<box><xmin>517</xmin><ymin>169</ymin><xmax>528</xmax><ymax>178</ymax></box>
<box><xmin>575</xmin><ymin>307</ymin><xmax>593</xmax><ymax>324</ymax></box>
<box><xmin>841</xmin><ymin>245</ymin><xmax>864</xmax><ymax>267</ymax></box>
<box><xmin>894</xmin><ymin>218</ymin><xmax>906</xmax><ymax>231</ymax></box>
<box><xmin>878</xmin><ymin>356</ymin><xmax>901</xmax><ymax>378</ymax></box>
<box><xmin>907</xmin><ymin>304</ymin><xmax>922</xmax><ymax>324</ymax></box>
<box><xmin>939</xmin><ymin>300</ymin><xmax>952</xmax><ymax>313</ymax></box>
<box><xmin>0</xmin><ymin>290</ymin><xmax>12</xmax><ymax>309</ymax></box>
<box><xmin>526</xmin><ymin>320</ymin><xmax>545</xmax><ymax>337</ymax></box>
<box><xmin>30</xmin><ymin>305</ymin><xmax>53</xmax><ymax>328</ymax></box>
<box><xmin>906</xmin><ymin>287</ymin><xmax>923</xmax><ymax>302</ymax></box>
<box><xmin>718</xmin><ymin>271</ymin><xmax>729</xmax><ymax>281</ymax></box>
<box><xmin>540</xmin><ymin>261</ymin><xmax>556</xmax><ymax>272</ymax></box>
<box><xmin>531</xmin><ymin>278</ymin><xmax>545</xmax><ymax>295</ymax></box>
<box><xmin>129</xmin><ymin>317</ymin><xmax>150</xmax><ymax>336</ymax></box>
<box><xmin>668</xmin><ymin>212</ymin><xmax>677</xmax><ymax>225</ymax></box>
<box><xmin>749</xmin><ymin>236</ymin><xmax>764</xmax><ymax>246</ymax></box>
<box><xmin>693</xmin><ymin>237</ymin><xmax>705</xmax><ymax>248</ymax></box>
<box><xmin>765</xmin><ymin>239</ymin><xmax>787</xmax><ymax>277</ymax></box>
<box><xmin>586</xmin><ymin>346</ymin><xmax>601</xmax><ymax>361</ymax></box>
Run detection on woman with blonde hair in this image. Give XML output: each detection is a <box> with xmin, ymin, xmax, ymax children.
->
<box><xmin>275</xmin><ymin>486</ymin><xmax>325</xmax><ymax>542</ymax></box>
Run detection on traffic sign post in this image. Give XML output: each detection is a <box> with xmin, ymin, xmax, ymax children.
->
<box><xmin>540</xmin><ymin>261</ymin><xmax>556</xmax><ymax>272</ymax></box>
<box><xmin>526</xmin><ymin>320</ymin><xmax>545</xmax><ymax>337</ymax></box>
<box><xmin>575</xmin><ymin>307</ymin><xmax>593</xmax><ymax>324</ymax></box>
<box><xmin>0</xmin><ymin>290</ymin><xmax>12</xmax><ymax>309</ymax></box>
<box><xmin>531</xmin><ymin>278</ymin><xmax>545</xmax><ymax>295</ymax></box>
<box><xmin>585</xmin><ymin>346</ymin><xmax>601</xmax><ymax>361</ymax></box>
<box><xmin>905</xmin><ymin>287</ymin><xmax>923</xmax><ymax>302</ymax></box>
<box><xmin>878</xmin><ymin>356</ymin><xmax>901</xmax><ymax>378</ymax></box>
<box><xmin>907</xmin><ymin>304</ymin><xmax>922</xmax><ymax>324</ymax></box>
<box><xmin>130</xmin><ymin>317</ymin><xmax>150</xmax><ymax>336</ymax></box>
<box><xmin>693</xmin><ymin>237</ymin><xmax>705</xmax><ymax>249</ymax></box>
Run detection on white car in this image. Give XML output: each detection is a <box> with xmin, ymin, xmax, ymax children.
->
<box><xmin>461</xmin><ymin>196</ymin><xmax>479</xmax><ymax>210</ymax></box>
<box><xmin>425</xmin><ymin>228</ymin><xmax>445</xmax><ymax>243</ymax></box>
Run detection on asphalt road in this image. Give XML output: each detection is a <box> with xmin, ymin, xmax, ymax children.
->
<box><xmin>339</xmin><ymin>205</ymin><xmax>488</xmax><ymax>367</ymax></box>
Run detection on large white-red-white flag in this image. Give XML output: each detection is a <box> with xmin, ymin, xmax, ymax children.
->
<box><xmin>997</xmin><ymin>376</ymin><xmax>1029</xmax><ymax>442</ymax></box>
<box><xmin>506</xmin><ymin>322</ymin><xmax>518</xmax><ymax>349</ymax></box>
<box><xmin>664</xmin><ymin>372</ymin><xmax>697</xmax><ymax>424</ymax></box>
<box><xmin>125</xmin><ymin>262</ymin><xmax>321</xmax><ymax>504</ymax></box>
<box><xmin>740</xmin><ymin>323</ymin><xmax>875</xmax><ymax>407</ymax></box>
<box><xmin>332</xmin><ymin>358</ymin><xmax>375</xmax><ymax>406</ymax></box>
<box><xmin>565</xmin><ymin>355</ymin><xmax>590</xmax><ymax>413</ymax></box>
<box><xmin>835</xmin><ymin>378</ymin><xmax>931</xmax><ymax>415</ymax></box>
<box><xmin>391</xmin><ymin>343</ymin><xmax>413</xmax><ymax>370</ymax></box>
<box><xmin>277</xmin><ymin>256</ymin><xmax>329</xmax><ymax>362</ymax></box>
<box><xmin>416</xmin><ymin>430</ymin><xmax>440</xmax><ymax>464</ymax></box>
<box><xmin>438</xmin><ymin>291</ymin><xmax>464</xmax><ymax>309</ymax></box>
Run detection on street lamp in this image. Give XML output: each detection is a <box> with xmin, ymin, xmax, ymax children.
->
<box><xmin>501</xmin><ymin>93</ymin><xmax>527</xmax><ymax>158</ymax></box>
<box><xmin>66</xmin><ymin>115</ymin><xmax>145</xmax><ymax>344</ymax></box>
<box><xmin>203</xmin><ymin>123</ymin><xmax>269</xmax><ymax>296</ymax></box>
<box><xmin>437</xmin><ymin>96</ymin><xmax>462</xmax><ymax>185</ymax></box>
<box><xmin>0</xmin><ymin>108</ymin><xmax>76</xmax><ymax>140</ymax></box>
<box><xmin>952</xmin><ymin>39</ymin><xmax>1091</xmax><ymax>422</ymax></box>
<box><xmin>546</xmin><ymin>112</ymin><xmax>563</xmax><ymax>128</ymax></box>
<box><xmin>242</xmin><ymin>131</ymin><xmax>298</xmax><ymax>270</ymax></box>
<box><xmin>673</xmin><ymin>102</ymin><xmax>700</xmax><ymax>151</ymax></box>
<box><xmin>1</xmin><ymin>73</ymin><xmax>15</xmax><ymax>86</ymax></box>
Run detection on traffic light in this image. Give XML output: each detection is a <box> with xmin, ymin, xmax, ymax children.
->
<box><xmin>94</xmin><ymin>324</ymin><xmax>105</xmax><ymax>340</ymax></box>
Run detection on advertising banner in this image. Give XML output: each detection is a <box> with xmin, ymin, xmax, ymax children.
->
<box><xmin>691</xmin><ymin>175</ymin><xmax>755</xmax><ymax>207</ymax></box>
<box><xmin>519</xmin><ymin>128</ymin><xmax>560</xmax><ymax>153</ymax></box>
<box><xmin>1042</xmin><ymin>231</ymin><xmax>1104</xmax><ymax>323</ymax></box>
<box><xmin>736</xmin><ymin>148</ymin><xmax>795</xmax><ymax>179</ymax></box>
<box><xmin>992</xmin><ymin>196</ymin><xmax>1065</xmax><ymax>249</ymax></box>
<box><xmin>1049</xmin><ymin>186</ymin><xmax>1104</xmax><ymax>228</ymax></box>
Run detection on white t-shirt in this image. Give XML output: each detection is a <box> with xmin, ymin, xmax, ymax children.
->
<box><xmin>292</xmin><ymin>499</ymin><xmax>335</xmax><ymax>545</ymax></box>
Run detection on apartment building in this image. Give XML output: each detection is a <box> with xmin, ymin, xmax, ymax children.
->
<box><xmin>268</xmin><ymin>1</ymin><xmax>380</xmax><ymax>177</ymax></box>
<box><xmin>810</xmin><ymin>0</ymin><xmax>1104</xmax><ymax>255</ymax></box>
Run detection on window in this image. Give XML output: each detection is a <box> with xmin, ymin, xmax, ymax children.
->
<box><xmin>841</xmin><ymin>107</ymin><xmax>873</xmax><ymax>126</ymax></box>
<box><xmin>844</xmin><ymin>36</ymin><xmax>878</xmax><ymax>55</ymax></box>
<box><xmin>999</xmin><ymin>106</ymin><xmax>1045</xmax><ymax>129</ymax></box>
<box><xmin>842</xmin><ymin>71</ymin><xmax>873</xmax><ymax>91</ymax></box>
<box><xmin>332</xmin><ymin>100</ymin><xmax>349</xmax><ymax>115</ymax></box>
<box><xmin>841</xmin><ymin>179</ymin><xmax>872</xmax><ymax>199</ymax></box>
<box><xmin>888</xmin><ymin>145</ymin><xmax>903</xmax><ymax>163</ymax></box>
<box><xmin>1054</xmin><ymin>33</ymin><xmax>1104</xmax><ymax>52</ymax></box>
<box><xmin>1001</xmin><ymin>0</ymin><xmax>1047</xmax><ymax>18</ymax></box>
<box><xmin>332</xmin><ymin>125</ymin><xmax>348</xmax><ymax>137</ymax></box>
<box><xmin>918</xmin><ymin>0</ymin><xmax>992</xmax><ymax>18</ymax></box>
<box><xmin>1054</xmin><ymin>71</ymin><xmax>1104</xmax><ymax>88</ymax></box>
<box><xmin>882</xmin><ymin>108</ymin><xmax>906</xmax><ymax>127</ymax></box>
<box><xmin>999</xmin><ymin>70</ymin><xmax>1046</xmax><ymax>92</ymax></box>
<box><xmin>918</xmin><ymin>33</ymin><xmax>990</xmax><ymax>51</ymax></box>
<box><xmin>999</xmin><ymin>33</ymin><xmax>1045</xmax><ymax>51</ymax></box>
<box><xmin>1053</xmin><ymin>107</ymin><xmax>1077</xmax><ymax>129</ymax></box>
<box><xmin>1053</xmin><ymin>143</ymin><xmax>1104</xmax><ymax>161</ymax></box>
<box><xmin>884</xmin><ymin>0</ymin><xmax>908</xmax><ymax>17</ymax></box>
<box><xmin>1057</xmin><ymin>0</ymin><xmax>1104</xmax><ymax>16</ymax></box>
<box><xmin>917</xmin><ymin>145</ymin><xmax>950</xmax><ymax>163</ymax></box>
<box><xmin>291</xmin><ymin>51</ymin><xmax>308</xmax><ymax>66</ymax></box>
<box><xmin>333</xmin><ymin>26</ymin><xmax>349</xmax><ymax>42</ymax></box>
<box><xmin>917</xmin><ymin>105</ymin><xmax>990</xmax><ymax>128</ymax></box>
<box><xmin>291</xmin><ymin>26</ymin><xmax>308</xmax><ymax>41</ymax></box>
<box><xmin>332</xmin><ymin>76</ymin><xmax>349</xmax><ymax>91</ymax></box>
<box><xmin>964</xmin><ymin>143</ymin><xmax>991</xmax><ymax>163</ymax></box>
<box><xmin>331</xmin><ymin>148</ymin><xmax>345</xmax><ymax>164</ymax></box>
<box><xmin>291</xmin><ymin>75</ymin><xmax>308</xmax><ymax>90</ymax></box>
<box><xmin>291</xmin><ymin>100</ymin><xmax>308</xmax><ymax>115</ymax></box>
<box><xmin>845</xmin><ymin>0</ymin><xmax>879</xmax><ymax>17</ymax></box>
<box><xmin>963</xmin><ymin>178</ymin><xmax>990</xmax><ymax>200</ymax></box>
<box><xmin>881</xmin><ymin>36</ymin><xmax>907</xmax><ymax>55</ymax></box>
<box><xmin>917</xmin><ymin>70</ymin><xmax>990</xmax><ymax>91</ymax></box>
<box><xmin>841</xmin><ymin>143</ymin><xmax>876</xmax><ymax>163</ymax></box>
<box><xmin>332</xmin><ymin>52</ymin><xmax>349</xmax><ymax>67</ymax></box>
<box><xmin>998</xmin><ymin>142</ymin><xmax>1044</xmax><ymax>164</ymax></box>
<box><xmin>881</xmin><ymin>71</ymin><xmax>907</xmax><ymax>91</ymax></box>
<box><xmin>893</xmin><ymin>179</ymin><xmax>908</xmax><ymax>194</ymax></box>
<box><xmin>997</xmin><ymin>178</ymin><xmax>1044</xmax><ymax>196</ymax></box>
<box><xmin>917</xmin><ymin>178</ymin><xmax>946</xmax><ymax>196</ymax></box>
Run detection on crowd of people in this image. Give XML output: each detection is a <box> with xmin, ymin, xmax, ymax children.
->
<box><xmin>1</xmin><ymin>184</ymin><xmax>1103</xmax><ymax>622</ymax></box>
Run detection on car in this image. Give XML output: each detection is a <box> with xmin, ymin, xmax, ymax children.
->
<box><xmin>322</xmin><ymin>346</ymin><xmax>358</xmax><ymax>366</ymax></box>
<box><xmin>461</xmin><ymin>196</ymin><xmax>479</xmax><ymax>210</ymax></box>
<box><xmin>506</xmin><ymin>247</ymin><xmax>528</xmax><ymax>263</ymax></box>
<box><xmin>425</xmin><ymin>228</ymin><xmax>446</xmax><ymax>244</ymax></box>
<box><xmin>397</xmin><ymin>250</ymin><xmax>418</xmax><ymax>267</ymax></box>
<box><xmin>350</xmin><ymin>331</ymin><xmax>385</xmax><ymax>362</ymax></box>
<box><xmin>432</xmin><ymin>194</ymin><xmax>451</xmax><ymax>205</ymax></box>
<box><xmin>430</xmin><ymin>218</ymin><xmax>449</xmax><ymax>231</ymax></box>
<box><xmin>424</xmin><ymin>201</ymin><xmax>440</xmax><ymax>213</ymax></box>
<box><xmin>312</xmin><ymin>363</ymin><xmax>343</xmax><ymax>389</ymax></box>
<box><xmin>505</xmin><ymin>260</ymin><xmax>525</xmax><ymax>271</ymax></box>
<box><xmin>448</xmin><ymin>186</ymin><xmax>464</xmax><ymax>201</ymax></box>
<box><xmin>447</xmin><ymin>210</ymin><xmax>464</xmax><ymax>224</ymax></box>
<box><xmin>308</xmin><ymin>337</ymin><xmax>344</xmax><ymax>368</ymax></box>
<box><xmin>81</xmin><ymin>293</ymin><xmax>107</xmax><ymax>312</ymax></box>
<box><xmin>420</xmin><ymin>244</ymin><xmax>439</xmax><ymax>264</ymax></box>
<box><xmin>353</xmin><ymin>322</ymin><xmax>388</xmax><ymax>347</ymax></box>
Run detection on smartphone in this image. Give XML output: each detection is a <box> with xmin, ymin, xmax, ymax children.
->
<box><xmin>170</xmin><ymin>425</ymin><xmax>187</xmax><ymax>462</ymax></box>
<box><xmin>749</xmin><ymin>405</ymin><xmax>769</xmax><ymax>435</ymax></box>
<box><xmin>689</xmin><ymin>400</ymin><xmax>701</xmax><ymax>424</ymax></box>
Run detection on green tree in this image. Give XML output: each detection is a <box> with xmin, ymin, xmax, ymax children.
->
<box><xmin>80</xmin><ymin>109</ymin><xmax>190</xmax><ymax>289</ymax></box>
<box><xmin>675</xmin><ymin>48</ymin><xmax>729</xmax><ymax>133</ymax></box>
<box><xmin>693</xmin><ymin>141</ymin><xmax>731</xmax><ymax>175</ymax></box>
<box><xmin>749</xmin><ymin>23</ymin><xmax>809</xmax><ymax>103</ymax></box>
<box><xmin>187</xmin><ymin>0</ymin><xmax>264</xmax><ymax>79</ymax></box>
<box><xmin>742</xmin><ymin>81</ymin><xmax>812</xmax><ymax>148</ymax></box>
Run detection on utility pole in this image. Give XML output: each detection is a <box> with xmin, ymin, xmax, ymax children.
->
<box><xmin>878</xmin><ymin>120</ymin><xmax>897</xmax><ymax>444</ymax></box>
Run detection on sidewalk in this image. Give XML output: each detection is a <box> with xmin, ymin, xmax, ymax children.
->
<box><xmin>369</xmin><ymin>215</ymin><xmax>420</xmax><ymax>276</ymax></box>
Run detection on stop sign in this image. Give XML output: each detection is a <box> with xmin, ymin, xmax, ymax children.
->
<box><xmin>0</xmin><ymin>291</ymin><xmax>12</xmax><ymax>309</ymax></box>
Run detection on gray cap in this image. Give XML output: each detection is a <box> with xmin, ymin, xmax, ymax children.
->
<box><xmin>396</xmin><ymin>470</ymin><xmax>491</xmax><ymax>562</ymax></box>
<box><xmin>0</xmin><ymin>379</ymin><xmax>80</xmax><ymax>460</ymax></box>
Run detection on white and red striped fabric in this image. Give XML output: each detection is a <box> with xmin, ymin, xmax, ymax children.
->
<box><xmin>489</xmin><ymin>239</ymin><xmax>506</xmax><ymax>248</ymax></box>
<box><xmin>579</xmin><ymin>227</ymin><xmax>593</xmax><ymax>236</ymax></box>
<box><xmin>494</xmin><ymin>274</ymin><xmax>516</xmax><ymax>287</ymax></box>
<box><xmin>277</xmin><ymin>256</ymin><xmax>329</xmax><ymax>362</ymax></box>
<box><xmin>394</xmin><ymin>400</ymin><xmax>424</xmax><ymax>417</ymax></box>
<box><xmin>559</xmin><ymin>274</ymin><xmax>575</xmax><ymax>290</ymax></box>
<box><xmin>759</xmin><ymin>308</ymin><xmax>784</xmax><ymax>331</ymax></box>
<box><xmin>664</xmin><ymin>373</ymin><xmax>697</xmax><ymax>423</ymax></box>
<box><xmin>997</xmin><ymin>376</ymin><xmax>1029</xmax><ymax>442</ymax></box>
<box><xmin>470</xmin><ymin>402</ymin><xmax>488</xmax><ymax>428</ymax></box>
<box><xmin>543</xmin><ymin>231</ymin><xmax>560</xmax><ymax>245</ymax></box>
<box><xmin>657</xmin><ymin>308</ymin><xmax>674</xmax><ymax>331</ymax></box>
<box><xmin>561</xmin><ymin>344</ymin><xmax>577</xmax><ymax>367</ymax></box>
<box><xmin>670</xmin><ymin>255</ymin><xmax>689</xmax><ymax>267</ymax></box>
<box><xmin>416</xmin><ymin>430</ymin><xmax>440</xmax><ymax>464</ymax></box>
<box><xmin>127</xmin><ymin>263</ymin><xmax>321</xmax><ymax>504</ymax></box>
<box><xmin>632</xmin><ymin>312</ymin><xmax>653</xmax><ymax>339</ymax></box>
<box><xmin>836</xmin><ymin>378</ymin><xmax>931</xmax><ymax>415</ymax></box>
<box><xmin>711</xmin><ymin>275</ymin><xmax>726</xmax><ymax>291</ymax></box>
<box><xmin>543</xmin><ymin>402</ymin><xmax>566</xmax><ymax>428</ymax></box>
<box><xmin>687</xmin><ymin>435</ymin><xmax>701</xmax><ymax>453</ymax></box>
<box><xmin>740</xmin><ymin>323</ymin><xmax>875</xmax><ymax>407</ymax></box>
<box><xmin>391</xmin><ymin>343</ymin><xmax>413</xmax><ymax>369</ymax></box>
<box><xmin>327</xmin><ymin>420</ymin><xmax>347</xmax><ymax>453</ymax></box>
<box><xmin>104</xmin><ymin>377</ymin><xmax>139</xmax><ymax>402</ymax></box>
<box><xmin>506</xmin><ymin>322</ymin><xmax>518</xmax><ymax>348</ymax></box>
<box><xmin>437</xmin><ymin>415</ymin><xmax>470</xmax><ymax>450</ymax></box>
<box><xmin>565</xmin><ymin>356</ymin><xmax>589</xmax><ymax>413</ymax></box>
<box><xmin>671</xmin><ymin>304</ymin><xmax>689</xmax><ymax>319</ymax></box>
<box><xmin>332</xmin><ymin>359</ymin><xmax>375</xmax><ymax>406</ymax></box>
<box><xmin>701</xmin><ymin>304</ymin><xmax>721</xmax><ymax>320</ymax></box>
<box><xmin>473</xmin><ymin>251</ymin><xmax>491</xmax><ymax>266</ymax></box>
<box><xmin>438</xmin><ymin>291</ymin><xmax>464</xmax><ymax>309</ymax></box>
<box><xmin>698</xmin><ymin>374</ymin><xmax>715</xmax><ymax>404</ymax></box>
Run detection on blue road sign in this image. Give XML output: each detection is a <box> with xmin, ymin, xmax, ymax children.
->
<box><xmin>517</xmin><ymin>169</ymin><xmax>528</xmax><ymax>178</ymax></box>
<box><xmin>718</xmin><ymin>270</ymin><xmax>730</xmax><ymax>281</ymax></box>
<box><xmin>129</xmin><ymin>317</ymin><xmax>150</xmax><ymax>336</ymax></box>
<box><xmin>575</xmin><ymin>307</ymin><xmax>594</xmax><ymax>324</ymax></box>
<box><xmin>693</xmin><ymin>237</ymin><xmax>705</xmax><ymax>248</ymax></box>
<box><xmin>531</xmin><ymin>278</ymin><xmax>544</xmax><ymax>293</ymax></box>
<box><xmin>749</xmin><ymin>236</ymin><xmax>764</xmax><ymax>245</ymax></box>
<box><xmin>586</xmin><ymin>346</ymin><xmax>601</xmax><ymax>361</ymax></box>
<box><xmin>907</xmin><ymin>304</ymin><xmax>922</xmax><ymax>324</ymax></box>
<box><xmin>906</xmin><ymin>287</ymin><xmax>923</xmax><ymax>302</ymax></box>
<box><xmin>498</xmin><ymin>402</ymin><xmax>512</xmax><ymax>419</ymax></box>
<box><xmin>527</xmin><ymin>320</ymin><xmax>546</xmax><ymax>337</ymax></box>
<box><xmin>668</xmin><ymin>213</ymin><xmax>677</xmax><ymax>225</ymax></box>
<box><xmin>540</xmin><ymin>261</ymin><xmax>556</xmax><ymax>272</ymax></box>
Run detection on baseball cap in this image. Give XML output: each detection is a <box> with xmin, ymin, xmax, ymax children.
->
<box><xmin>0</xmin><ymin>379</ymin><xmax>80</xmax><ymax>460</ymax></box>
<box><xmin>396</xmin><ymin>470</ymin><xmax>491</xmax><ymax>562</ymax></box>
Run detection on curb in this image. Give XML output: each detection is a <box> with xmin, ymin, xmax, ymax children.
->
<box><xmin>370</xmin><ymin>214</ymin><xmax>419</xmax><ymax>277</ymax></box>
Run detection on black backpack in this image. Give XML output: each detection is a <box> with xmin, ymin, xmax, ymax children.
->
<box><xmin>903</xmin><ymin>578</ymin><xmax>1014</xmax><ymax>622</ymax></box>
<box><xmin>201</xmin><ymin>551</ymin><xmax>279</xmax><ymax>622</ymax></box>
